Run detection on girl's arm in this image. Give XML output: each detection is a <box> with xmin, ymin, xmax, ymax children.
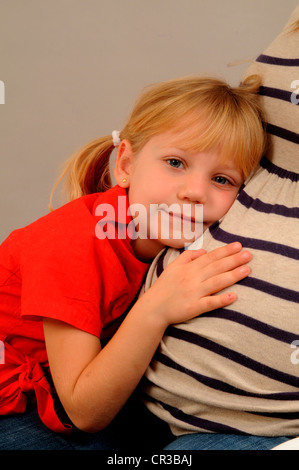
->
<box><xmin>44</xmin><ymin>242</ymin><xmax>251</xmax><ymax>432</ymax></box>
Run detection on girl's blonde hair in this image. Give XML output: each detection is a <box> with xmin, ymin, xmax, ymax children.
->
<box><xmin>290</xmin><ymin>19</ymin><xmax>299</xmax><ymax>32</ymax></box>
<box><xmin>50</xmin><ymin>74</ymin><xmax>266</xmax><ymax>208</ymax></box>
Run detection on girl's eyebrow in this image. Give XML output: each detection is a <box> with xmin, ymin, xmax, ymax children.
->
<box><xmin>156</xmin><ymin>146</ymin><xmax>187</xmax><ymax>156</ymax></box>
<box><xmin>218</xmin><ymin>165</ymin><xmax>240</xmax><ymax>172</ymax></box>
<box><xmin>219</xmin><ymin>168</ymin><xmax>244</xmax><ymax>179</ymax></box>
<box><xmin>159</xmin><ymin>143</ymin><xmax>186</xmax><ymax>151</ymax></box>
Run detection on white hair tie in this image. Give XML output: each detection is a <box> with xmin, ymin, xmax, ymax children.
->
<box><xmin>112</xmin><ymin>130</ymin><xmax>121</xmax><ymax>147</ymax></box>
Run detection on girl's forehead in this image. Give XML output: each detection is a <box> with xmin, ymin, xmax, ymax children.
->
<box><xmin>154</xmin><ymin>123</ymin><xmax>217</xmax><ymax>152</ymax></box>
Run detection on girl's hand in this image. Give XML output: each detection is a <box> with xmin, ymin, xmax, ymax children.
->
<box><xmin>140</xmin><ymin>242</ymin><xmax>252</xmax><ymax>328</ymax></box>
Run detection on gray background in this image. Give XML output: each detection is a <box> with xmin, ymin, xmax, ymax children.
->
<box><xmin>1</xmin><ymin>0</ymin><xmax>298</xmax><ymax>242</ymax></box>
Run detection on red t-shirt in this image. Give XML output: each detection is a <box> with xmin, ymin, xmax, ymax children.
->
<box><xmin>0</xmin><ymin>185</ymin><xmax>149</xmax><ymax>433</ymax></box>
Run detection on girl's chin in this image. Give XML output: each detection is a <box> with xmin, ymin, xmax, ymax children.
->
<box><xmin>163</xmin><ymin>236</ymin><xmax>200</xmax><ymax>250</ymax></box>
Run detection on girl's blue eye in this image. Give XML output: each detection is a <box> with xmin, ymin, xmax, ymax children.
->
<box><xmin>168</xmin><ymin>159</ymin><xmax>183</xmax><ymax>169</ymax></box>
<box><xmin>214</xmin><ymin>176</ymin><xmax>229</xmax><ymax>185</ymax></box>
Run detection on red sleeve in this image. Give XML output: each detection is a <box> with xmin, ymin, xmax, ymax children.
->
<box><xmin>20</xmin><ymin>196</ymin><xmax>103</xmax><ymax>337</ymax></box>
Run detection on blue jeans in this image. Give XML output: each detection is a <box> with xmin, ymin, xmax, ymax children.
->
<box><xmin>164</xmin><ymin>432</ymin><xmax>291</xmax><ymax>450</ymax></box>
<box><xmin>0</xmin><ymin>396</ymin><xmax>173</xmax><ymax>450</ymax></box>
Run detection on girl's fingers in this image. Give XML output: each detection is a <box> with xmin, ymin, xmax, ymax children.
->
<box><xmin>176</xmin><ymin>242</ymin><xmax>242</xmax><ymax>267</ymax></box>
<box><xmin>177</xmin><ymin>243</ymin><xmax>252</xmax><ymax>284</ymax></box>
<box><xmin>196</xmin><ymin>291</ymin><xmax>237</xmax><ymax>315</ymax></box>
<box><xmin>191</xmin><ymin>265</ymin><xmax>251</xmax><ymax>316</ymax></box>
<box><xmin>158</xmin><ymin>242</ymin><xmax>252</xmax><ymax>324</ymax></box>
<box><xmin>174</xmin><ymin>248</ymin><xmax>206</xmax><ymax>265</ymax></box>
<box><xmin>193</xmin><ymin>242</ymin><xmax>243</xmax><ymax>266</ymax></box>
<box><xmin>198</xmin><ymin>264</ymin><xmax>251</xmax><ymax>298</ymax></box>
<box><xmin>198</xmin><ymin>249</ymin><xmax>252</xmax><ymax>282</ymax></box>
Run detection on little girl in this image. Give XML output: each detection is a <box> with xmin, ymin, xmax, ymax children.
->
<box><xmin>0</xmin><ymin>75</ymin><xmax>265</xmax><ymax>445</ymax></box>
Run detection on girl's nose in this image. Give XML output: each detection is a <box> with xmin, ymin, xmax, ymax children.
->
<box><xmin>178</xmin><ymin>175</ymin><xmax>208</xmax><ymax>204</ymax></box>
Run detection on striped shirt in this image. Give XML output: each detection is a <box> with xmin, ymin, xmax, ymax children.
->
<box><xmin>140</xmin><ymin>6</ymin><xmax>299</xmax><ymax>437</ymax></box>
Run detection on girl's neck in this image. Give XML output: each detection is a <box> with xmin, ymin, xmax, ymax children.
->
<box><xmin>130</xmin><ymin>237</ymin><xmax>165</xmax><ymax>262</ymax></box>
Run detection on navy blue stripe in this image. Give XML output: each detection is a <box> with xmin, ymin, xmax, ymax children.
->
<box><xmin>166</xmin><ymin>327</ymin><xmax>299</xmax><ymax>388</ymax></box>
<box><xmin>160</xmin><ymin>402</ymin><xmax>247</xmax><ymax>434</ymax></box>
<box><xmin>209</xmin><ymin>222</ymin><xmax>299</xmax><ymax>260</ymax></box>
<box><xmin>237</xmin><ymin>190</ymin><xmax>299</xmax><ymax>218</ymax></box>
<box><xmin>260</xmin><ymin>156</ymin><xmax>299</xmax><ymax>181</ymax></box>
<box><xmin>250</xmin><ymin>410</ymin><xmax>299</xmax><ymax>420</ymax></box>
<box><xmin>156</xmin><ymin>351</ymin><xmax>299</xmax><ymax>401</ymax></box>
<box><xmin>156</xmin><ymin>248</ymin><xmax>168</xmax><ymax>278</ymax></box>
<box><xmin>143</xmin><ymin>392</ymin><xmax>246</xmax><ymax>434</ymax></box>
<box><xmin>206</xmin><ymin>308</ymin><xmax>299</xmax><ymax>344</ymax></box>
<box><xmin>240</xmin><ymin>276</ymin><xmax>299</xmax><ymax>303</ymax></box>
<box><xmin>256</xmin><ymin>54</ymin><xmax>299</xmax><ymax>66</ymax></box>
<box><xmin>265</xmin><ymin>122</ymin><xmax>299</xmax><ymax>145</ymax></box>
<box><xmin>259</xmin><ymin>86</ymin><xmax>297</xmax><ymax>104</ymax></box>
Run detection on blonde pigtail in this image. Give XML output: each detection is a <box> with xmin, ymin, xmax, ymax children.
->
<box><xmin>240</xmin><ymin>74</ymin><xmax>262</xmax><ymax>93</ymax></box>
<box><xmin>49</xmin><ymin>135</ymin><xmax>114</xmax><ymax>211</ymax></box>
<box><xmin>289</xmin><ymin>19</ymin><xmax>299</xmax><ymax>33</ymax></box>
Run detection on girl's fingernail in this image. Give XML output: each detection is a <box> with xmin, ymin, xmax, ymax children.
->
<box><xmin>233</xmin><ymin>242</ymin><xmax>242</xmax><ymax>250</ymax></box>
<box><xmin>242</xmin><ymin>251</ymin><xmax>251</xmax><ymax>260</ymax></box>
<box><xmin>240</xmin><ymin>266</ymin><xmax>250</xmax><ymax>274</ymax></box>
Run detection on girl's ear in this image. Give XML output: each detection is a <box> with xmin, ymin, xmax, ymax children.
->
<box><xmin>114</xmin><ymin>139</ymin><xmax>134</xmax><ymax>188</ymax></box>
